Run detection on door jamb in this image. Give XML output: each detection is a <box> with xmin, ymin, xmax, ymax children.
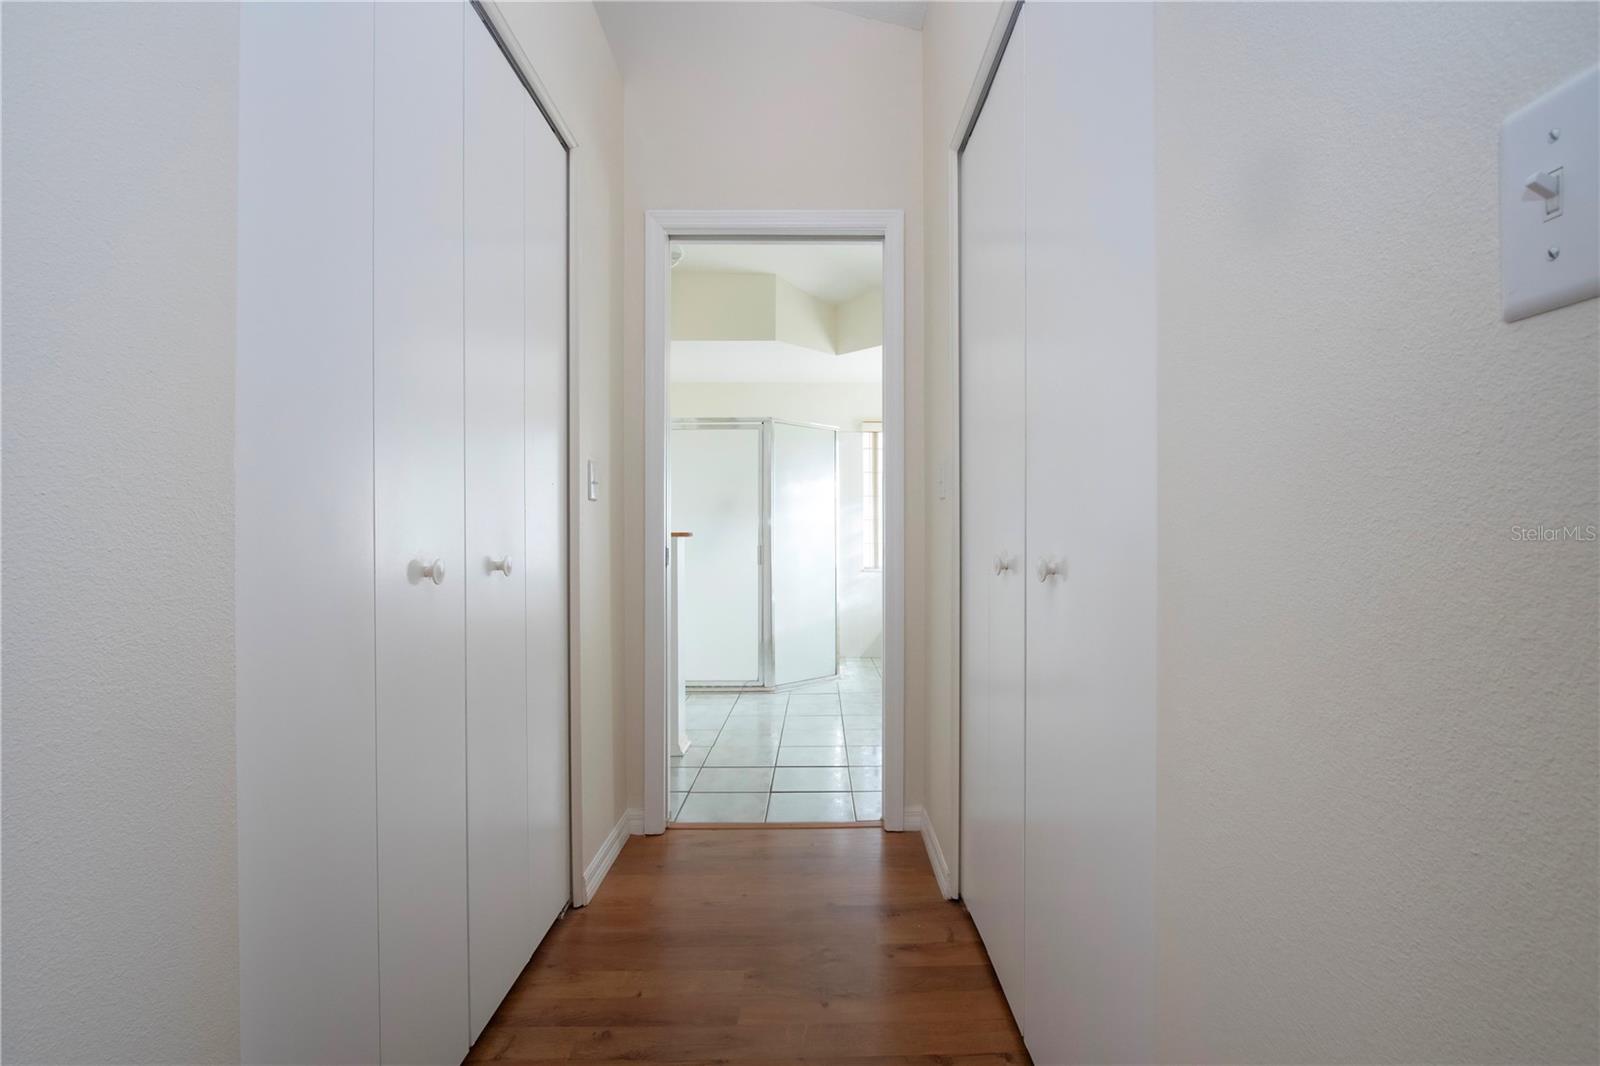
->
<box><xmin>643</xmin><ymin>210</ymin><xmax>906</xmax><ymax>835</ymax></box>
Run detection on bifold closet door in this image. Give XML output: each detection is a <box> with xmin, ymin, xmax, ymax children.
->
<box><xmin>1021</xmin><ymin>4</ymin><xmax>1158</xmax><ymax>1062</ymax></box>
<box><xmin>465</xmin><ymin>13</ymin><xmax>533</xmax><ymax>1041</ymax></box>
<box><xmin>374</xmin><ymin>3</ymin><xmax>469</xmax><ymax>1063</ymax></box>
<box><xmin>242</xmin><ymin>4</ymin><xmax>569</xmax><ymax>1062</ymax></box>
<box><xmin>670</xmin><ymin>426</ymin><xmax>764</xmax><ymax>685</ymax></box>
<box><xmin>237</xmin><ymin>4</ymin><xmax>379</xmax><ymax>1062</ymax></box>
<box><xmin>524</xmin><ymin>85</ymin><xmax>572</xmax><ymax>939</ymax></box>
<box><xmin>957</xmin><ymin>11</ymin><xmax>1028</xmax><ymax>1027</ymax></box>
<box><xmin>770</xmin><ymin>422</ymin><xmax>839</xmax><ymax>685</ymax></box>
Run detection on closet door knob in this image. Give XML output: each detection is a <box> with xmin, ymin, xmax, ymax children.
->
<box><xmin>993</xmin><ymin>555</ymin><xmax>1011</xmax><ymax>575</ymax></box>
<box><xmin>1037</xmin><ymin>558</ymin><xmax>1063</xmax><ymax>583</ymax></box>
<box><xmin>487</xmin><ymin>556</ymin><xmax>513</xmax><ymax>576</ymax></box>
<box><xmin>418</xmin><ymin>559</ymin><xmax>445</xmax><ymax>585</ymax></box>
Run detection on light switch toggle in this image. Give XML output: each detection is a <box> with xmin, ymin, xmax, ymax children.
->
<box><xmin>1526</xmin><ymin>167</ymin><xmax>1563</xmax><ymax>216</ymax></box>
<box><xmin>1500</xmin><ymin>65</ymin><xmax>1597</xmax><ymax>321</ymax></box>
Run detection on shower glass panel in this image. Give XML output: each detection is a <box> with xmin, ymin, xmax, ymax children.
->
<box><xmin>670</xmin><ymin>418</ymin><xmax>839</xmax><ymax>690</ymax></box>
<box><xmin>670</xmin><ymin>423</ymin><xmax>763</xmax><ymax>685</ymax></box>
<box><xmin>771</xmin><ymin>421</ymin><xmax>839</xmax><ymax>686</ymax></box>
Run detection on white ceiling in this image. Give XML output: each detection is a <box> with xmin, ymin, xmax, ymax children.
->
<box><xmin>597</xmin><ymin>3</ymin><xmax>924</xmax><ymax>80</ymax></box>
<box><xmin>671</xmin><ymin>340</ymin><xmax>882</xmax><ymax>384</ymax></box>
<box><xmin>671</xmin><ymin>240</ymin><xmax>882</xmax><ymax>304</ymax></box>
<box><xmin>809</xmin><ymin>2</ymin><xmax>928</xmax><ymax>31</ymax></box>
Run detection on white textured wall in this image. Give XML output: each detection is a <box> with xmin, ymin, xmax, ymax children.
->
<box><xmin>602</xmin><ymin>1</ymin><xmax>925</xmax><ymax>816</ymax></box>
<box><xmin>920</xmin><ymin>0</ymin><xmax>1004</xmax><ymax>882</ymax></box>
<box><xmin>1155</xmin><ymin>4</ymin><xmax>1599</xmax><ymax>1062</ymax></box>
<box><xmin>1</xmin><ymin>4</ymin><xmax>242</xmax><ymax>1061</ymax></box>
<box><xmin>672</xmin><ymin>273</ymin><xmax>780</xmax><ymax>341</ymax></box>
<box><xmin>497</xmin><ymin>0</ymin><xmax>629</xmax><ymax>879</ymax></box>
<box><xmin>670</xmin><ymin>381</ymin><xmax>884</xmax><ymax>658</ymax></box>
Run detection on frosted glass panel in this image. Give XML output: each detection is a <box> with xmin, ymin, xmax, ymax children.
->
<box><xmin>670</xmin><ymin>427</ymin><xmax>762</xmax><ymax>684</ymax></box>
<box><xmin>772</xmin><ymin>422</ymin><xmax>838</xmax><ymax>685</ymax></box>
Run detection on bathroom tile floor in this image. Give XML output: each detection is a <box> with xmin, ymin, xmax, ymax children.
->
<box><xmin>670</xmin><ymin>657</ymin><xmax>882</xmax><ymax>824</ymax></box>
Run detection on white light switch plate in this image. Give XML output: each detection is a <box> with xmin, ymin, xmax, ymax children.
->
<box><xmin>1501</xmin><ymin>65</ymin><xmax>1598</xmax><ymax>322</ymax></box>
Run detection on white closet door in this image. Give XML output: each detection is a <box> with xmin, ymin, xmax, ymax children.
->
<box><xmin>237</xmin><ymin>4</ymin><xmax>378</xmax><ymax>1062</ymax></box>
<box><xmin>524</xmin><ymin>91</ymin><xmax>571</xmax><ymax>939</ymax></box>
<box><xmin>1022</xmin><ymin>5</ymin><xmax>1158</xmax><ymax>1062</ymax></box>
<box><xmin>670</xmin><ymin>425</ymin><xmax>764</xmax><ymax>685</ymax></box>
<box><xmin>771</xmin><ymin>422</ymin><xmax>839</xmax><ymax>685</ymax></box>
<box><xmin>465</xmin><ymin>14</ymin><xmax>532</xmax><ymax>1041</ymax></box>
<box><xmin>374</xmin><ymin>4</ymin><xmax>469</xmax><ymax>1063</ymax></box>
<box><xmin>957</xmin><ymin>14</ymin><xmax>1028</xmax><ymax>1028</ymax></box>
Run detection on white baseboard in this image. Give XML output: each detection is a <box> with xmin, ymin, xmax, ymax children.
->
<box><xmin>580</xmin><ymin>806</ymin><xmax>643</xmax><ymax>905</ymax></box>
<box><xmin>905</xmin><ymin>805</ymin><xmax>957</xmax><ymax>900</ymax></box>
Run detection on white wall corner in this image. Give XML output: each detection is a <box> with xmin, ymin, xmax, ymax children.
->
<box><xmin>580</xmin><ymin>807</ymin><xmax>642</xmax><ymax>906</ymax></box>
<box><xmin>906</xmin><ymin>805</ymin><xmax>957</xmax><ymax>900</ymax></box>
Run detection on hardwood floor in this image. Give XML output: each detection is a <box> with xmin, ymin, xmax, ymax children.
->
<box><xmin>468</xmin><ymin>828</ymin><xmax>1029</xmax><ymax>1064</ymax></box>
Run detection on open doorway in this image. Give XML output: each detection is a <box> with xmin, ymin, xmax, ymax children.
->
<box><xmin>668</xmin><ymin>241</ymin><xmax>883</xmax><ymax>823</ymax></box>
<box><xmin>643</xmin><ymin>211</ymin><xmax>905</xmax><ymax>832</ymax></box>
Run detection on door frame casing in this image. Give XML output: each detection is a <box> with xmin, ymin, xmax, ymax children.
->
<box><xmin>643</xmin><ymin>209</ymin><xmax>907</xmax><ymax>834</ymax></box>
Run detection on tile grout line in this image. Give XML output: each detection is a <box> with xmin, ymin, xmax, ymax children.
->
<box><xmin>769</xmin><ymin>690</ymin><xmax>797</xmax><ymax>822</ymax></box>
<box><xmin>681</xmin><ymin>688</ymin><xmax>786</xmax><ymax>823</ymax></box>
<box><xmin>680</xmin><ymin>670</ymin><xmax>884</xmax><ymax>822</ymax></box>
<box><xmin>674</xmin><ymin>690</ymin><xmax>739</xmax><ymax>817</ymax></box>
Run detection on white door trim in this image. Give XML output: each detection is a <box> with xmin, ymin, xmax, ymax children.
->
<box><xmin>643</xmin><ymin>209</ymin><xmax>907</xmax><ymax>835</ymax></box>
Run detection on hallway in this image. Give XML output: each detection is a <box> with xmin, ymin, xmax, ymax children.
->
<box><xmin>469</xmin><ymin>829</ymin><xmax>1028</xmax><ymax>1063</ymax></box>
<box><xmin>4</xmin><ymin>2</ymin><xmax>1597</xmax><ymax>1062</ymax></box>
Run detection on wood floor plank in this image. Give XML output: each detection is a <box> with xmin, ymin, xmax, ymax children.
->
<box><xmin>469</xmin><ymin>829</ymin><xmax>1028</xmax><ymax>1064</ymax></box>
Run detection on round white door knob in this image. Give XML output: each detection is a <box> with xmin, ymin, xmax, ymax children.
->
<box><xmin>994</xmin><ymin>555</ymin><xmax>1011</xmax><ymax>575</ymax></box>
<box><xmin>1037</xmin><ymin>558</ymin><xmax>1063</xmax><ymax>583</ymax></box>
<box><xmin>488</xmin><ymin>556</ymin><xmax>512</xmax><ymax>576</ymax></box>
<box><xmin>419</xmin><ymin>559</ymin><xmax>445</xmax><ymax>585</ymax></box>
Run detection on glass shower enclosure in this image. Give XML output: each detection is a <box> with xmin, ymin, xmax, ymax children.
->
<box><xmin>669</xmin><ymin>417</ymin><xmax>839</xmax><ymax>689</ymax></box>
